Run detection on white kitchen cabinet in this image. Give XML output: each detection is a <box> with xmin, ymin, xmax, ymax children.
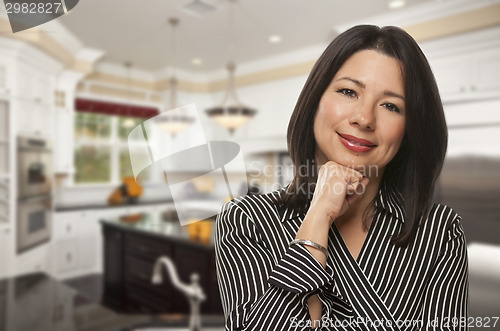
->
<box><xmin>52</xmin><ymin>210</ymin><xmax>99</xmax><ymax>279</ymax></box>
<box><xmin>14</xmin><ymin>99</ymin><xmax>53</xmax><ymax>138</ymax></box>
<box><xmin>16</xmin><ymin>245</ymin><xmax>51</xmax><ymax>276</ymax></box>
<box><xmin>51</xmin><ymin>204</ymin><xmax>171</xmax><ymax>279</ymax></box>
<box><xmin>431</xmin><ymin>47</ymin><xmax>500</xmax><ymax>103</ymax></box>
<box><xmin>53</xmin><ymin>70</ymin><xmax>85</xmax><ymax>176</ymax></box>
<box><xmin>56</xmin><ymin>240</ymin><xmax>79</xmax><ymax>272</ymax></box>
<box><xmin>16</xmin><ymin>61</ymin><xmax>53</xmax><ymax>105</ymax></box>
<box><xmin>0</xmin><ymin>226</ymin><xmax>11</xmax><ymax>279</ymax></box>
<box><xmin>53</xmin><ymin>107</ymin><xmax>74</xmax><ymax>174</ymax></box>
<box><xmin>0</xmin><ymin>59</ymin><xmax>13</xmax><ymax>97</ymax></box>
<box><xmin>472</xmin><ymin>49</ymin><xmax>500</xmax><ymax>95</ymax></box>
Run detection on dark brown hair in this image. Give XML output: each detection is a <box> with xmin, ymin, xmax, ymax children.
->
<box><xmin>280</xmin><ymin>25</ymin><xmax>447</xmax><ymax>246</ymax></box>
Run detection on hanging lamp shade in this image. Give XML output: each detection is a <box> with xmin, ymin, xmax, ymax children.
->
<box><xmin>206</xmin><ymin>62</ymin><xmax>256</xmax><ymax>134</ymax></box>
<box><xmin>155</xmin><ymin>76</ymin><xmax>194</xmax><ymax>135</ymax></box>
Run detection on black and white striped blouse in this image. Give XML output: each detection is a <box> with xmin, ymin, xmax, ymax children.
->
<box><xmin>214</xmin><ymin>187</ymin><xmax>468</xmax><ymax>331</ymax></box>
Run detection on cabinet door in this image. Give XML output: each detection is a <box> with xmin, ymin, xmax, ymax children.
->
<box><xmin>53</xmin><ymin>107</ymin><xmax>74</xmax><ymax>174</ymax></box>
<box><xmin>472</xmin><ymin>48</ymin><xmax>500</xmax><ymax>95</ymax></box>
<box><xmin>78</xmin><ymin>210</ymin><xmax>99</xmax><ymax>271</ymax></box>
<box><xmin>14</xmin><ymin>100</ymin><xmax>50</xmax><ymax>138</ymax></box>
<box><xmin>102</xmin><ymin>226</ymin><xmax>124</xmax><ymax>310</ymax></box>
<box><xmin>0</xmin><ymin>226</ymin><xmax>11</xmax><ymax>279</ymax></box>
<box><xmin>431</xmin><ymin>55</ymin><xmax>468</xmax><ymax>101</ymax></box>
<box><xmin>16</xmin><ymin>246</ymin><xmax>50</xmax><ymax>276</ymax></box>
<box><xmin>33</xmin><ymin>74</ymin><xmax>51</xmax><ymax>106</ymax></box>
<box><xmin>56</xmin><ymin>240</ymin><xmax>78</xmax><ymax>272</ymax></box>
<box><xmin>17</xmin><ymin>66</ymin><xmax>36</xmax><ymax>101</ymax></box>
<box><xmin>53</xmin><ymin>212</ymin><xmax>80</xmax><ymax>241</ymax></box>
<box><xmin>0</xmin><ymin>58</ymin><xmax>13</xmax><ymax>96</ymax></box>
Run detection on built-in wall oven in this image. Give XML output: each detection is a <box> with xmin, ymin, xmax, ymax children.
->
<box><xmin>17</xmin><ymin>137</ymin><xmax>52</xmax><ymax>253</ymax></box>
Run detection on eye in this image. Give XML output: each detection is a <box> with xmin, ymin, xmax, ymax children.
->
<box><xmin>383</xmin><ymin>102</ymin><xmax>401</xmax><ymax>113</ymax></box>
<box><xmin>337</xmin><ymin>88</ymin><xmax>357</xmax><ymax>98</ymax></box>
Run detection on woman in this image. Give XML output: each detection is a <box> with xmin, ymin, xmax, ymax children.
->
<box><xmin>215</xmin><ymin>25</ymin><xmax>468</xmax><ymax>331</ymax></box>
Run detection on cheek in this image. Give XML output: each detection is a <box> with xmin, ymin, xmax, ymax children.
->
<box><xmin>315</xmin><ymin>98</ymin><xmax>343</xmax><ymax>128</ymax></box>
<box><xmin>388</xmin><ymin>119</ymin><xmax>406</xmax><ymax>148</ymax></box>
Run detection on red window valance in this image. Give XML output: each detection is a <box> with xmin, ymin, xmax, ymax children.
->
<box><xmin>75</xmin><ymin>98</ymin><xmax>159</xmax><ymax>119</ymax></box>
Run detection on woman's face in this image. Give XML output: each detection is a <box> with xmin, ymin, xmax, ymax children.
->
<box><xmin>313</xmin><ymin>49</ymin><xmax>406</xmax><ymax>175</ymax></box>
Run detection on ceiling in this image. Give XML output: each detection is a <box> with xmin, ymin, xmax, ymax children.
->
<box><xmin>57</xmin><ymin>0</ymin><xmax>436</xmax><ymax>73</ymax></box>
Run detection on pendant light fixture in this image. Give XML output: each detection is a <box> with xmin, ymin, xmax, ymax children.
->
<box><xmin>122</xmin><ymin>61</ymin><xmax>136</xmax><ymax>128</ymax></box>
<box><xmin>206</xmin><ymin>0</ymin><xmax>256</xmax><ymax>134</ymax></box>
<box><xmin>155</xmin><ymin>17</ymin><xmax>194</xmax><ymax>136</ymax></box>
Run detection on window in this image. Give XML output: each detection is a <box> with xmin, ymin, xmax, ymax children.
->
<box><xmin>74</xmin><ymin>112</ymin><xmax>153</xmax><ymax>184</ymax></box>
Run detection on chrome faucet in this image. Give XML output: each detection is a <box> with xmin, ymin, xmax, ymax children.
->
<box><xmin>152</xmin><ymin>256</ymin><xmax>206</xmax><ymax>331</ymax></box>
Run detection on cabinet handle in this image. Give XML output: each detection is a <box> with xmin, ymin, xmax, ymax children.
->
<box><xmin>460</xmin><ymin>87</ymin><xmax>466</xmax><ymax>93</ymax></box>
<box><xmin>470</xmin><ymin>85</ymin><xmax>476</xmax><ymax>91</ymax></box>
<box><xmin>67</xmin><ymin>253</ymin><xmax>72</xmax><ymax>263</ymax></box>
<box><xmin>67</xmin><ymin>224</ymin><xmax>71</xmax><ymax>233</ymax></box>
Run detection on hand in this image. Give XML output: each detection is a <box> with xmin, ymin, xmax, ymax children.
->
<box><xmin>309</xmin><ymin>161</ymin><xmax>369</xmax><ymax>225</ymax></box>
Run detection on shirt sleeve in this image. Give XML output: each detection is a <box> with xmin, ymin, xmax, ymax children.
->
<box><xmin>422</xmin><ymin>214</ymin><xmax>469</xmax><ymax>330</ymax></box>
<box><xmin>214</xmin><ymin>200</ymin><xmax>331</xmax><ymax>331</ymax></box>
<box><xmin>268</xmin><ymin>243</ymin><xmax>334</xmax><ymax>293</ymax></box>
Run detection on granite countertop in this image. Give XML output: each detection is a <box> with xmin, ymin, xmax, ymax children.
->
<box><xmin>55</xmin><ymin>199</ymin><xmax>174</xmax><ymax>212</ymax></box>
<box><xmin>0</xmin><ymin>272</ymin><xmax>224</xmax><ymax>331</ymax></box>
<box><xmin>100</xmin><ymin>212</ymin><xmax>216</xmax><ymax>248</ymax></box>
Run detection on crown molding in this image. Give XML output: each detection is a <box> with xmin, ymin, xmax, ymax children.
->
<box><xmin>334</xmin><ymin>0</ymin><xmax>500</xmax><ymax>33</ymax></box>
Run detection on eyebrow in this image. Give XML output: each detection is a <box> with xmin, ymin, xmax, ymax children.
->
<box><xmin>335</xmin><ymin>76</ymin><xmax>405</xmax><ymax>101</ymax></box>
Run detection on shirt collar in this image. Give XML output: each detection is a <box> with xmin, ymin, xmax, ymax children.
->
<box><xmin>374</xmin><ymin>187</ymin><xmax>406</xmax><ymax>223</ymax></box>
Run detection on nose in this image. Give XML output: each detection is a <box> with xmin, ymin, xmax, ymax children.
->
<box><xmin>349</xmin><ymin>101</ymin><xmax>375</xmax><ymax>130</ymax></box>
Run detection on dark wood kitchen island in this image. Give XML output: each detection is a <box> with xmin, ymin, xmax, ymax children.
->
<box><xmin>100</xmin><ymin>212</ymin><xmax>223</xmax><ymax>316</ymax></box>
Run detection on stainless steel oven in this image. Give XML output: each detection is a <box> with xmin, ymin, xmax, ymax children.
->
<box><xmin>17</xmin><ymin>195</ymin><xmax>52</xmax><ymax>253</ymax></box>
<box><xmin>17</xmin><ymin>137</ymin><xmax>52</xmax><ymax>198</ymax></box>
<box><xmin>17</xmin><ymin>136</ymin><xmax>52</xmax><ymax>253</ymax></box>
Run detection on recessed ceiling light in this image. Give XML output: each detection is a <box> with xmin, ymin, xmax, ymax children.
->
<box><xmin>268</xmin><ymin>35</ymin><xmax>282</xmax><ymax>44</ymax></box>
<box><xmin>192</xmin><ymin>58</ymin><xmax>203</xmax><ymax>66</ymax></box>
<box><xmin>388</xmin><ymin>0</ymin><xmax>406</xmax><ymax>9</ymax></box>
<box><xmin>179</xmin><ymin>0</ymin><xmax>218</xmax><ymax>18</ymax></box>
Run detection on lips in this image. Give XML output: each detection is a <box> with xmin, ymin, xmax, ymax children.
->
<box><xmin>337</xmin><ymin>132</ymin><xmax>376</xmax><ymax>153</ymax></box>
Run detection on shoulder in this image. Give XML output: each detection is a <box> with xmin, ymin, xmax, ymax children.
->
<box><xmin>217</xmin><ymin>189</ymin><xmax>283</xmax><ymax>225</ymax></box>
<box><xmin>422</xmin><ymin>203</ymin><xmax>465</xmax><ymax>241</ymax></box>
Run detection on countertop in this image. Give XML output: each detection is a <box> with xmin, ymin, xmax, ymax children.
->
<box><xmin>0</xmin><ymin>272</ymin><xmax>224</xmax><ymax>331</ymax></box>
<box><xmin>100</xmin><ymin>212</ymin><xmax>216</xmax><ymax>248</ymax></box>
<box><xmin>55</xmin><ymin>199</ymin><xmax>174</xmax><ymax>212</ymax></box>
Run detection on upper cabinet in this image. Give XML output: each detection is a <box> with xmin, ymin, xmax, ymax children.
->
<box><xmin>0</xmin><ymin>40</ymin><xmax>63</xmax><ymax>139</ymax></box>
<box><xmin>17</xmin><ymin>64</ymin><xmax>53</xmax><ymax>105</ymax></box>
<box><xmin>431</xmin><ymin>47</ymin><xmax>500</xmax><ymax>103</ymax></box>
<box><xmin>0</xmin><ymin>57</ymin><xmax>14</xmax><ymax>97</ymax></box>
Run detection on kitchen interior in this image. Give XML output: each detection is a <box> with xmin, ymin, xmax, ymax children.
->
<box><xmin>0</xmin><ymin>0</ymin><xmax>500</xmax><ymax>330</ymax></box>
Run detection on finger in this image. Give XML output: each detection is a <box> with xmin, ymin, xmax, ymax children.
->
<box><xmin>345</xmin><ymin>170</ymin><xmax>363</xmax><ymax>194</ymax></box>
<box><xmin>346</xmin><ymin>179</ymin><xmax>358</xmax><ymax>195</ymax></box>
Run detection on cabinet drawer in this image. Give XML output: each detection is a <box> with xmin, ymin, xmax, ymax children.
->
<box><xmin>125</xmin><ymin>233</ymin><xmax>172</xmax><ymax>261</ymax></box>
<box><xmin>53</xmin><ymin>218</ymin><xmax>78</xmax><ymax>240</ymax></box>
